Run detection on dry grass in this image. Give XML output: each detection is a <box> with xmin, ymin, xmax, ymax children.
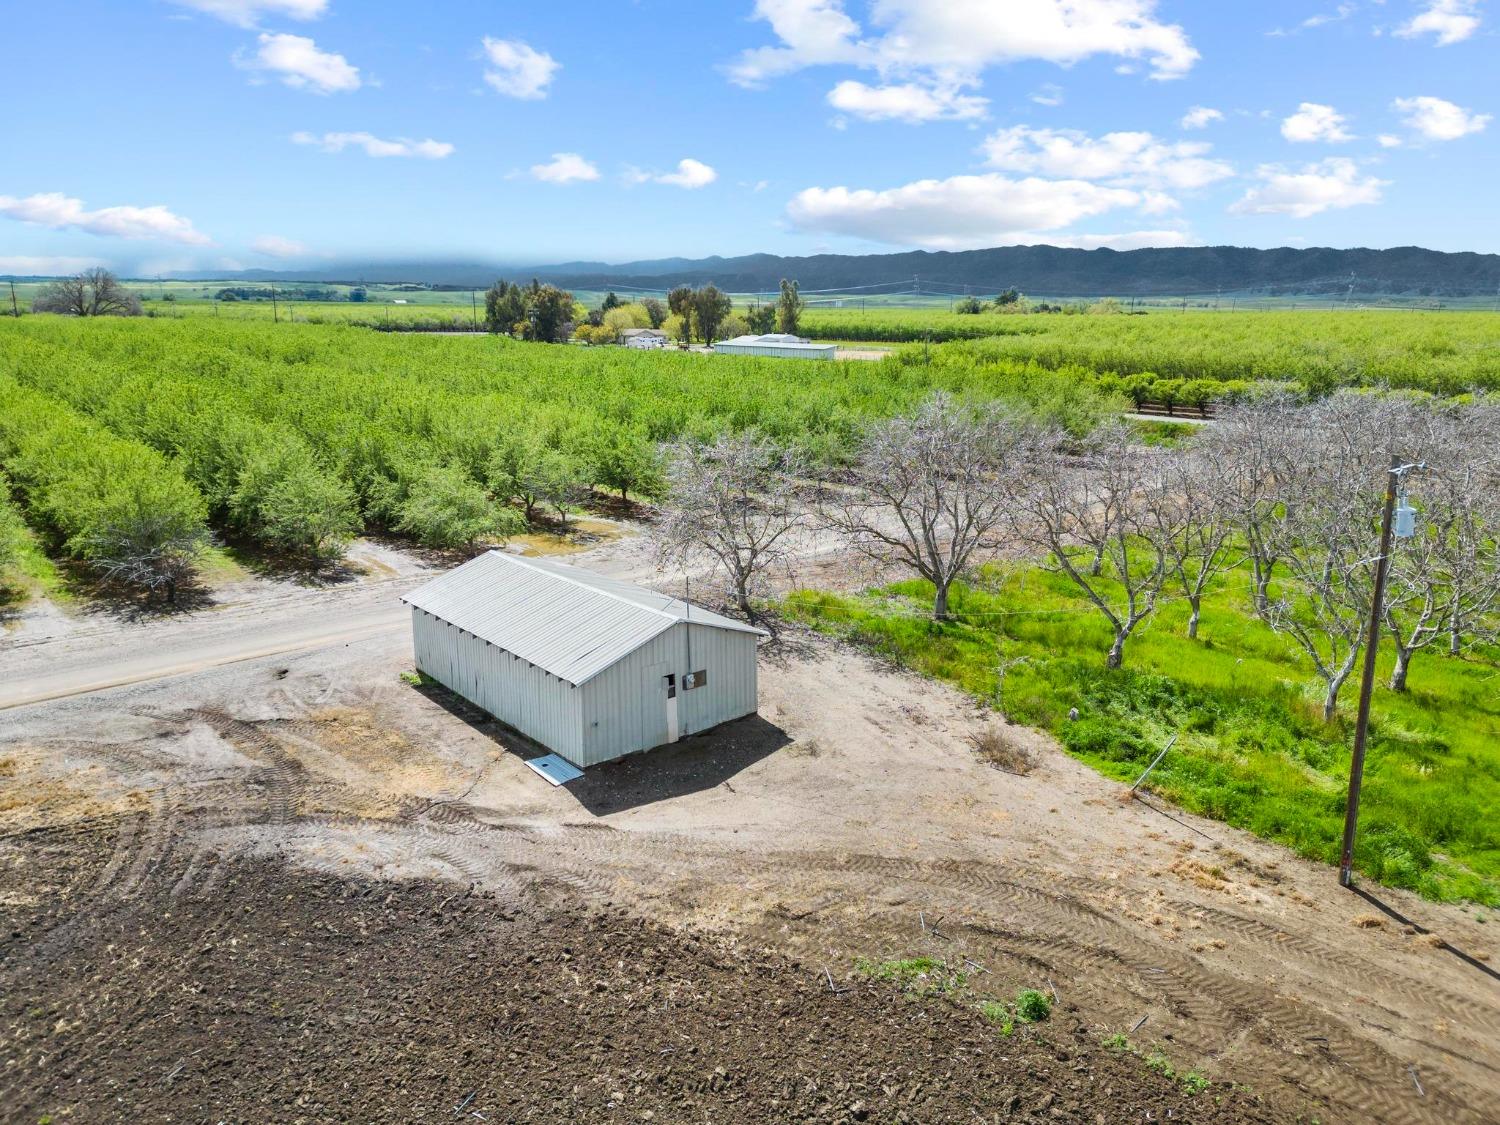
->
<box><xmin>967</xmin><ymin>727</ymin><xmax>1037</xmax><ymax>776</ymax></box>
<box><xmin>1352</xmin><ymin>914</ymin><xmax>1386</xmax><ymax>929</ymax></box>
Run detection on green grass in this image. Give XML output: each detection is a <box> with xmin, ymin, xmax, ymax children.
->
<box><xmin>786</xmin><ymin>563</ymin><xmax>1500</xmax><ymax>905</ymax></box>
<box><xmin>856</xmin><ymin>961</ymin><xmax>1053</xmax><ymax>1038</ymax></box>
<box><xmin>977</xmin><ymin>999</ymin><xmax>1014</xmax><ymax>1034</ymax></box>
<box><xmin>194</xmin><ymin>544</ymin><xmax>251</xmax><ymax>583</ymax></box>
<box><xmin>3</xmin><ymin>525</ymin><xmax>69</xmax><ymax>607</ymax></box>
<box><xmin>853</xmin><ymin>956</ymin><xmax>967</xmax><ymax>996</ymax></box>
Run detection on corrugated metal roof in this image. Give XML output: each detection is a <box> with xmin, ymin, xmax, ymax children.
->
<box><xmin>715</xmin><ymin>335</ymin><xmax>836</xmax><ymax>353</ymax></box>
<box><xmin>401</xmin><ymin>552</ymin><xmax>765</xmax><ymax>686</ymax></box>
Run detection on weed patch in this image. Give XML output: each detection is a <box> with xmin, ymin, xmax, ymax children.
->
<box><xmin>967</xmin><ymin>726</ymin><xmax>1038</xmax><ymax>775</ymax></box>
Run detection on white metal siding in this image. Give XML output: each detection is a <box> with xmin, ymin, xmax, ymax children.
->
<box><xmin>576</xmin><ymin>622</ymin><xmax>759</xmax><ymax>766</ymax></box>
<box><xmin>412</xmin><ymin>609</ymin><xmax>583</xmax><ymax>759</ymax></box>
<box><xmin>712</xmin><ymin>342</ymin><xmax>835</xmax><ymax>360</ymax></box>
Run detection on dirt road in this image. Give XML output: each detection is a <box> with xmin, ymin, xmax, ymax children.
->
<box><xmin>0</xmin><ymin>579</ymin><xmax>411</xmax><ymax>710</ymax></box>
<box><xmin>3</xmin><ymin>532</ymin><xmax>1497</xmax><ymax>1124</ymax></box>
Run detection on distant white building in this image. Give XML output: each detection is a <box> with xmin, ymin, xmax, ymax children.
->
<box><xmin>712</xmin><ymin>333</ymin><xmax>837</xmax><ymax>360</ymax></box>
<box><xmin>621</xmin><ymin>327</ymin><xmax>669</xmax><ymax>349</ymax></box>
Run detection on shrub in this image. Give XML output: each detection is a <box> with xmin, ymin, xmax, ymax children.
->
<box><xmin>396</xmin><ymin>464</ymin><xmax>521</xmax><ymax>548</ymax></box>
<box><xmin>1181</xmin><ymin>1072</ymin><xmax>1210</xmax><ymax>1095</ymax></box>
<box><xmin>1014</xmin><ymin>988</ymin><xmax>1052</xmax><ymax>1022</ymax></box>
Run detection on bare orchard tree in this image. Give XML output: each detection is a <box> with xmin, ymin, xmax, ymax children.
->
<box><xmin>83</xmin><ymin>508</ymin><xmax>211</xmax><ymax>605</ymax></box>
<box><xmin>1199</xmin><ymin>392</ymin><xmax>1304</xmax><ymax>614</ymax></box>
<box><xmin>1255</xmin><ymin>392</ymin><xmax>1401</xmax><ymax>721</ymax></box>
<box><xmin>1384</xmin><ymin>400</ymin><xmax>1500</xmax><ymax>688</ymax></box>
<box><xmin>655</xmin><ymin>432</ymin><xmax>811</xmax><ymax>615</ymax></box>
<box><xmin>822</xmin><ymin>394</ymin><xmax>1033</xmax><ymax>620</ymax></box>
<box><xmin>32</xmin><ymin>268</ymin><xmax>142</xmax><ymax>317</ymax></box>
<box><xmin>1141</xmin><ymin>443</ymin><xmax>1236</xmax><ymax>640</ymax></box>
<box><xmin>1015</xmin><ymin>422</ymin><xmax>1170</xmax><ymax>669</ymax></box>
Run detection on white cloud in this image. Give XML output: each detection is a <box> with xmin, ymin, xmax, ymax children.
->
<box><xmin>730</xmin><ymin>0</ymin><xmax>1200</xmax><ymax>88</ymax></box>
<box><xmin>981</xmin><ymin>126</ymin><xmax>1233</xmax><ymax>190</ymax></box>
<box><xmin>0</xmin><ymin>192</ymin><xmax>212</xmax><ymax>244</ymax></box>
<box><xmin>655</xmin><ymin>158</ymin><xmax>718</xmax><ymax>189</ymax></box>
<box><xmin>1378</xmin><ymin>133</ymin><xmax>1404</xmax><ymax>147</ymax></box>
<box><xmin>785</xmin><ymin>172</ymin><xmax>1149</xmax><ymax>249</ymax></box>
<box><xmin>1271</xmin><ymin>3</ymin><xmax>1358</xmax><ymax>35</ymax></box>
<box><xmin>1301</xmin><ymin>3</ymin><xmax>1357</xmax><ymax>29</ymax></box>
<box><xmin>238</xmin><ymin>32</ymin><xmax>360</xmax><ymax>94</ymax></box>
<box><xmin>168</xmin><ymin>0</ymin><xmax>327</xmax><ymax>28</ymax></box>
<box><xmin>826</xmin><ymin>79</ymin><xmax>986</xmax><ymax>122</ymax></box>
<box><xmin>1281</xmin><ymin>102</ymin><xmax>1353</xmax><ymax>143</ymax></box>
<box><xmin>1230</xmin><ymin>158</ymin><xmax>1386</xmax><ymax>218</ymax></box>
<box><xmin>727</xmin><ymin>0</ymin><xmax>869</xmax><ymax>85</ymax></box>
<box><xmin>481</xmin><ymin>38</ymin><xmax>559</xmax><ymax>99</ymax></box>
<box><xmin>0</xmin><ymin>255</ymin><xmax>107</xmax><ymax>275</ymax></box>
<box><xmin>530</xmin><ymin>152</ymin><xmax>600</xmax><ymax>184</ymax></box>
<box><xmin>1030</xmin><ymin>83</ymin><xmax>1064</xmax><ymax>107</ymax></box>
<box><xmin>251</xmin><ymin>235</ymin><xmax>311</xmax><ymax>258</ymax></box>
<box><xmin>291</xmin><ymin>130</ymin><xmax>454</xmax><ymax>158</ymax></box>
<box><xmin>1392</xmin><ymin>95</ymin><xmax>1491</xmax><ymax>139</ymax></box>
<box><xmin>1396</xmin><ymin>0</ymin><xmax>1481</xmax><ymax>45</ymax></box>
<box><xmin>626</xmin><ymin>159</ymin><xmax>718</xmax><ymax>188</ymax></box>
<box><xmin>1180</xmin><ymin>105</ymin><xmax>1223</xmax><ymax>129</ymax></box>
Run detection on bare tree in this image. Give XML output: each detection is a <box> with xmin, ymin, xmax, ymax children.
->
<box><xmin>822</xmin><ymin>394</ymin><xmax>1031</xmax><ymax>620</ymax></box>
<box><xmin>655</xmin><ymin>432</ymin><xmax>810</xmax><ymax>615</ymax></box>
<box><xmin>1015</xmin><ymin>422</ymin><xmax>1169</xmax><ymax>668</ymax></box>
<box><xmin>1384</xmin><ymin>400</ymin><xmax>1500</xmax><ymax>688</ymax></box>
<box><xmin>83</xmin><ymin>509</ymin><xmax>211</xmax><ymax>605</ymax></box>
<box><xmin>1253</xmin><ymin>393</ymin><xmax>1400</xmax><ymax>720</ymax></box>
<box><xmin>32</xmin><ymin>268</ymin><xmax>142</xmax><ymax>317</ymax></box>
<box><xmin>1200</xmin><ymin>393</ymin><xmax>1304</xmax><ymax>614</ymax></box>
<box><xmin>1143</xmin><ymin>444</ymin><xmax>1236</xmax><ymax>640</ymax></box>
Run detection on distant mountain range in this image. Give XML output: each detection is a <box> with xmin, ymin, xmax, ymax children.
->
<box><xmin>168</xmin><ymin>244</ymin><xmax>1500</xmax><ymax>298</ymax></box>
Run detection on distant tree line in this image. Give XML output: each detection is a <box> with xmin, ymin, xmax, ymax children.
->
<box><xmin>214</xmin><ymin>286</ymin><xmax>343</xmax><ymax>302</ymax></box>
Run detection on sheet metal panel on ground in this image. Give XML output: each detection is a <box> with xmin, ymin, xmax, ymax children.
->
<box><xmin>403</xmin><ymin>552</ymin><xmax>766</xmax><ymax>767</ymax></box>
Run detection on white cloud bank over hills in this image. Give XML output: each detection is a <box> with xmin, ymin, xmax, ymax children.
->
<box><xmin>0</xmin><ymin>192</ymin><xmax>212</xmax><ymax>245</ymax></box>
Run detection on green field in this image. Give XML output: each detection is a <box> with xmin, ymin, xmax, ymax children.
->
<box><xmin>787</xmin><ymin>564</ymin><xmax>1500</xmax><ymax>906</ymax></box>
<box><xmin>804</xmin><ymin>307</ymin><xmax>1500</xmax><ymax>394</ymax></box>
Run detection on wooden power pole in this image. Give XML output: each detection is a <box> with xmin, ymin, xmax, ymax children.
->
<box><xmin>1338</xmin><ymin>456</ymin><xmax>1402</xmax><ymax>888</ymax></box>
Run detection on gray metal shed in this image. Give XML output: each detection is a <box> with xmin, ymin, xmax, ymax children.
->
<box><xmin>712</xmin><ymin>333</ymin><xmax>837</xmax><ymax>360</ymax></box>
<box><xmin>401</xmin><ymin>552</ymin><xmax>766</xmax><ymax>768</ymax></box>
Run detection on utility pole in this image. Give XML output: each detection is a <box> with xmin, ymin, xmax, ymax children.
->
<box><xmin>471</xmin><ymin>288</ymin><xmax>478</xmax><ymax>330</ymax></box>
<box><xmin>1339</xmin><ymin>458</ymin><xmax>1421</xmax><ymax>888</ymax></box>
<box><xmin>271</xmin><ymin>284</ymin><xmax>279</xmax><ymax>324</ymax></box>
<box><xmin>8</xmin><ymin>280</ymin><xmax>18</xmax><ymax>318</ymax></box>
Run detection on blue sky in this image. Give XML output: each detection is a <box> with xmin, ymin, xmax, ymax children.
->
<box><xmin>1</xmin><ymin>1</ymin><xmax>1495</xmax><ymax>275</ymax></box>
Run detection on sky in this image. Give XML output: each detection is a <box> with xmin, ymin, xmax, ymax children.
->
<box><xmin>0</xmin><ymin>0</ymin><xmax>1495</xmax><ymax>276</ymax></box>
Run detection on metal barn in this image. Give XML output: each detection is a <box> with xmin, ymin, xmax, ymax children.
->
<box><xmin>402</xmin><ymin>552</ymin><xmax>766</xmax><ymax>768</ymax></box>
<box><xmin>712</xmin><ymin>333</ymin><xmax>837</xmax><ymax>360</ymax></box>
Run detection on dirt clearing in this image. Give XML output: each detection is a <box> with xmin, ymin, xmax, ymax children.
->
<box><xmin>2</xmin><ymin>834</ymin><xmax>1285</xmax><ymax>1124</ymax></box>
<box><xmin>2</xmin><ymin>531</ymin><xmax>1497</xmax><ymax>1124</ymax></box>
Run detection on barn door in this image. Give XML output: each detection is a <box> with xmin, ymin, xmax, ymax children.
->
<box><xmin>663</xmin><ymin>673</ymin><xmax>679</xmax><ymax>743</ymax></box>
